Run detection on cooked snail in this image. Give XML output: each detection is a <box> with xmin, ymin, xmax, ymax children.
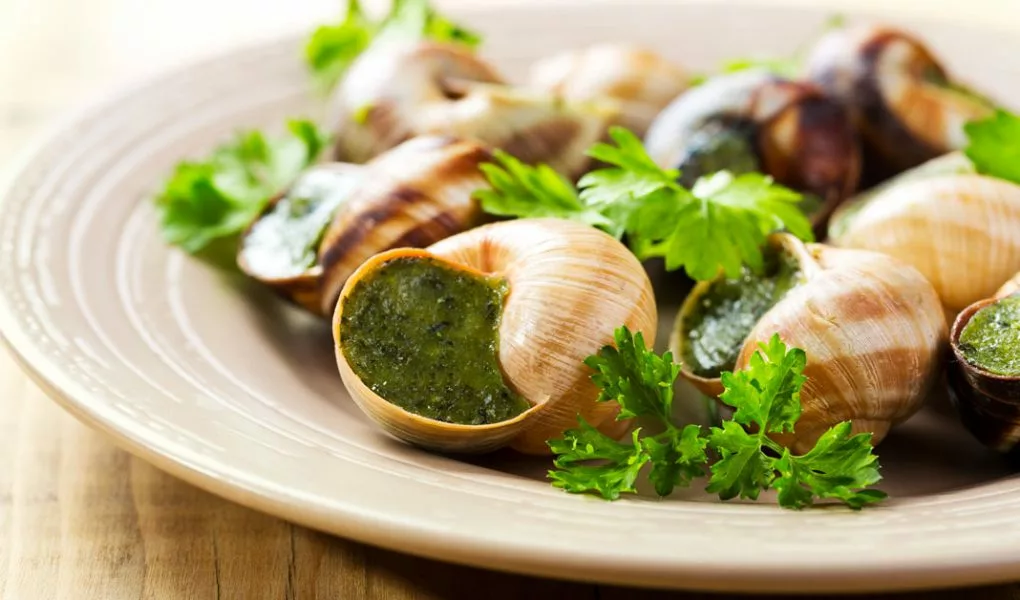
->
<box><xmin>643</xmin><ymin>70</ymin><xmax>860</xmax><ymax>229</ymax></box>
<box><xmin>805</xmin><ymin>23</ymin><xmax>995</xmax><ymax>179</ymax></box>
<box><xmin>238</xmin><ymin>135</ymin><xmax>491</xmax><ymax>317</ymax></box>
<box><xmin>671</xmin><ymin>233</ymin><xmax>947</xmax><ymax>453</ymax></box>
<box><xmin>327</xmin><ymin>41</ymin><xmax>618</xmax><ymax>179</ymax></box>
<box><xmin>527</xmin><ymin>43</ymin><xmax>689</xmax><ymax>137</ymax></box>
<box><xmin>948</xmin><ymin>277</ymin><xmax>1020</xmax><ymax>458</ymax></box>
<box><xmin>828</xmin><ymin>153</ymin><xmax>1020</xmax><ymax>314</ymax></box>
<box><xmin>332</xmin><ymin>218</ymin><xmax>658</xmax><ymax>455</ymax></box>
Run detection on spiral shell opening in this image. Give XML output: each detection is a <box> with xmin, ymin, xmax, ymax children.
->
<box><xmin>333</xmin><ymin>218</ymin><xmax>657</xmax><ymax>455</ymax></box>
<box><xmin>672</xmin><ymin>233</ymin><xmax>947</xmax><ymax>453</ymax></box>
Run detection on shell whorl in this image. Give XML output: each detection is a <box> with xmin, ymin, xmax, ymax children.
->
<box><xmin>738</xmin><ymin>245</ymin><xmax>947</xmax><ymax>452</ymax></box>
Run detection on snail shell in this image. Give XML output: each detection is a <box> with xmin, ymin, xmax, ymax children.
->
<box><xmin>998</xmin><ymin>272</ymin><xmax>1020</xmax><ymax>298</ymax></box>
<box><xmin>328</xmin><ymin>41</ymin><xmax>618</xmax><ymax>180</ymax></box>
<box><xmin>643</xmin><ymin>70</ymin><xmax>860</xmax><ymax>229</ymax></box>
<box><xmin>672</xmin><ymin>233</ymin><xmax>947</xmax><ymax>453</ymax></box>
<box><xmin>828</xmin><ymin>156</ymin><xmax>1020</xmax><ymax>315</ymax></box>
<box><xmin>947</xmin><ymin>281</ymin><xmax>1020</xmax><ymax>458</ymax></box>
<box><xmin>333</xmin><ymin>218</ymin><xmax>658</xmax><ymax>454</ymax></box>
<box><xmin>805</xmin><ymin>24</ymin><xmax>995</xmax><ymax>178</ymax></box>
<box><xmin>527</xmin><ymin>43</ymin><xmax>689</xmax><ymax>137</ymax></box>
<box><xmin>238</xmin><ymin>136</ymin><xmax>491</xmax><ymax>317</ymax></box>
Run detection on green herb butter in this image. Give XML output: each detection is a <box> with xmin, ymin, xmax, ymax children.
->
<box><xmin>676</xmin><ymin>119</ymin><xmax>761</xmax><ymax>188</ymax></box>
<box><xmin>240</xmin><ymin>167</ymin><xmax>360</xmax><ymax>279</ymax></box>
<box><xmin>339</xmin><ymin>256</ymin><xmax>529</xmax><ymax>425</ymax></box>
<box><xmin>958</xmin><ymin>295</ymin><xmax>1020</xmax><ymax>377</ymax></box>
<box><xmin>681</xmin><ymin>246</ymin><xmax>803</xmax><ymax>378</ymax></box>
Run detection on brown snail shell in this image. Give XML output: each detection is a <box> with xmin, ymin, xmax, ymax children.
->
<box><xmin>527</xmin><ymin>43</ymin><xmax>689</xmax><ymax>137</ymax></box>
<box><xmin>238</xmin><ymin>136</ymin><xmax>491</xmax><ymax>317</ymax></box>
<box><xmin>805</xmin><ymin>24</ymin><xmax>995</xmax><ymax>180</ymax></box>
<box><xmin>643</xmin><ymin>69</ymin><xmax>860</xmax><ymax>230</ymax></box>
<box><xmin>671</xmin><ymin>233</ymin><xmax>947</xmax><ymax>453</ymax></box>
<box><xmin>947</xmin><ymin>282</ymin><xmax>1020</xmax><ymax>458</ymax></box>
<box><xmin>333</xmin><ymin>218</ymin><xmax>658</xmax><ymax>455</ymax></box>
<box><xmin>327</xmin><ymin>41</ymin><xmax>618</xmax><ymax>180</ymax></box>
<box><xmin>828</xmin><ymin>155</ymin><xmax>1020</xmax><ymax>315</ymax></box>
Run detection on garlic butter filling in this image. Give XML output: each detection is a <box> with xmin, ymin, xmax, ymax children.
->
<box><xmin>338</xmin><ymin>255</ymin><xmax>528</xmax><ymax>425</ymax></box>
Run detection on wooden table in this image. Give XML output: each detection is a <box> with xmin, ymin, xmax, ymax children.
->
<box><xmin>3</xmin><ymin>1</ymin><xmax>1020</xmax><ymax>598</ymax></box>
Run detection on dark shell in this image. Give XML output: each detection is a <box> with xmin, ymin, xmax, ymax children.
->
<box><xmin>238</xmin><ymin>136</ymin><xmax>492</xmax><ymax>318</ymax></box>
<box><xmin>947</xmin><ymin>296</ymin><xmax>1020</xmax><ymax>459</ymax></box>
<box><xmin>806</xmin><ymin>24</ymin><xmax>994</xmax><ymax>183</ymax></box>
<box><xmin>644</xmin><ymin>70</ymin><xmax>860</xmax><ymax>232</ymax></box>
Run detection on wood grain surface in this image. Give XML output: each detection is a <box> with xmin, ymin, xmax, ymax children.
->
<box><xmin>3</xmin><ymin>0</ymin><xmax>1020</xmax><ymax>598</ymax></box>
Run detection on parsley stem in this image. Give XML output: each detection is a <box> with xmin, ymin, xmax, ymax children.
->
<box><xmin>762</xmin><ymin>436</ymin><xmax>785</xmax><ymax>456</ymax></box>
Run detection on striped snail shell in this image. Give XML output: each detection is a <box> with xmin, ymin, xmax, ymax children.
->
<box><xmin>643</xmin><ymin>69</ymin><xmax>860</xmax><ymax>230</ymax></box>
<box><xmin>805</xmin><ymin>23</ymin><xmax>995</xmax><ymax>180</ymax></box>
<box><xmin>327</xmin><ymin>41</ymin><xmax>618</xmax><ymax>180</ymax></box>
<box><xmin>333</xmin><ymin>218</ymin><xmax>658</xmax><ymax>455</ymax></box>
<box><xmin>238</xmin><ymin>136</ymin><xmax>491</xmax><ymax>317</ymax></box>
<box><xmin>828</xmin><ymin>152</ymin><xmax>1020</xmax><ymax>316</ymax></box>
<box><xmin>672</xmin><ymin>233</ymin><xmax>947</xmax><ymax>453</ymax></box>
<box><xmin>527</xmin><ymin>43</ymin><xmax>690</xmax><ymax>137</ymax></box>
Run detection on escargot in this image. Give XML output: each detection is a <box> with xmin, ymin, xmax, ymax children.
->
<box><xmin>948</xmin><ymin>276</ymin><xmax>1020</xmax><ymax>459</ymax></box>
<box><xmin>671</xmin><ymin>233</ymin><xmax>947</xmax><ymax>453</ymax></box>
<box><xmin>643</xmin><ymin>69</ymin><xmax>860</xmax><ymax>229</ymax></box>
<box><xmin>237</xmin><ymin>135</ymin><xmax>491</xmax><ymax>317</ymax></box>
<box><xmin>527</xmin><ymin>43</ymin><xmax>689</xmax><ymax>137</ymax></box>
<box><xmin>333</xmin><ymin>218</ymin><xmax>658</xmax><ymax>455</ymax></box>
<box><xmin>327</xmin><ymin>41</ymin><xmax>618</xmax><ymax>180</ymax></box>
<box><xmin>805</xmin><ymin>23</ymin><xmax>996</xmax><ymax>180</ymax></box>
<box><xmin>828</xmin><ymin>152</ymin><xmax>1020</xmax><ymax>315</ymax></box>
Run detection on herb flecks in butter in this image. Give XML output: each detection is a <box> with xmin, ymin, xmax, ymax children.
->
<box><xmin>681</xmin><ymin>245</ymin><xmax>803</xmax><ymax>378</ymax></box>
<box><xmin>959</xmin><ymin>295</ymin><xmax>1020</xmax><ymax>377</ymax></box>
<box><xmin>339</xmin><ymin>256</ymin><xmax>529</xmax><ymax>425</ymax></box>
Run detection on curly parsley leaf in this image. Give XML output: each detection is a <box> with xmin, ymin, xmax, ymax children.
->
<box><xmin>963</xmin><ymin>109</ymin><xmax>1020</xmax><ymax>185</ymax></box>
<box><xmin>583</xmin><ymin>326</ymin><xmax>679</xmax><ymax>422</ymax></box>
<box><xmin>305</xmin><ymin>0</ymin><xmax>482</xmax><ymax>90</ymax></box>
<box><xmin>643</xmin><ymin>424</ymin><xmax>709</xmax><ymax>497</ymax></box>
<box><xmin>707</xmin><ymin>334</ymin><xmax>885</xmax><ymax>509</ymax></box>
<box><xmin>549</xmin><ymin>327</ymin><xmax>709</xmax><ymax>500</ymax></box>
<box><xmin>773</xmin><ymin>423</ymin><xmax>886</xmax><ymax>509</ymax></box>
<box><xmin>154</xmin><ymin>119</ymin><xmax>329</xmax><ymax>255</ymax></box>
<box><xmin>548</xmin><ymin>425</ymin><xmax>649</xmax><ymax>501</ymax></box>
<box><xmin>548</xmin><ymin>327</ymin><xmax>887</xmax><ymax>510</ymax></box>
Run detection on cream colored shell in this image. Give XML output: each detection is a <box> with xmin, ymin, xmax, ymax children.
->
<box><xmin>328</xmin><ymin>41</ymin><xmax>618</xmax><ymax>179</ymax></box>
<box><xmin>527</xmin><ymin>43</ymin><xmax>689</xmax><ymax>137</ymax></box>
<box><xmin>829</xmin><ymin>172</ymin><xmax>1020</xmax><ymax>314</ymax></box>
<box><xmin>997</xmin><ymin>272</ymin><xmax>1020</xmax><ymax>298</ymax></box>
<box><xmin>333</xmin><ymin>218</ymin><xmax>658</xmax><ymax>454</ymax></box>
<box><xmin>672</xmin><ymin>234</ymin><xmax>947</xmax><ymax>453</ymax></box>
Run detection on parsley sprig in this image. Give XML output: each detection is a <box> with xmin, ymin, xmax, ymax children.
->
<box><xmin>153</xmin><ymin>119</ymin><xmax>329</xmax><ymax>255</ymax></box>
<box><xmin>548</xmin><ymin>327</ymin><xmax>887</xmax><ymax>510</ymax></box>
<box><xmin>963</xmin><ymin>109</ymin><xmax>1020</xmax><ymax>185</ymax></box>
<box><xmin>305</xmin><ymin>0</ymin><xmax>481</xmax><ymax>90</ymax></box>
<box><xmin>475</xmin><ymin>126</ymin><xmax>812</xmax><ymax>281</ymax></box>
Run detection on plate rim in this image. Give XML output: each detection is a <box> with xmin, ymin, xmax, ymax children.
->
<box><xmin>3</xmin><ymin>1</ymin><xmax>1020</xmax><ymax>593</ymax></box>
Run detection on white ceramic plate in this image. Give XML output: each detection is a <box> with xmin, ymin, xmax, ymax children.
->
<box><xmin>4</xmin><ymin>1</ymin><xmax>1020</xmax><ymax>593</ymax></box>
